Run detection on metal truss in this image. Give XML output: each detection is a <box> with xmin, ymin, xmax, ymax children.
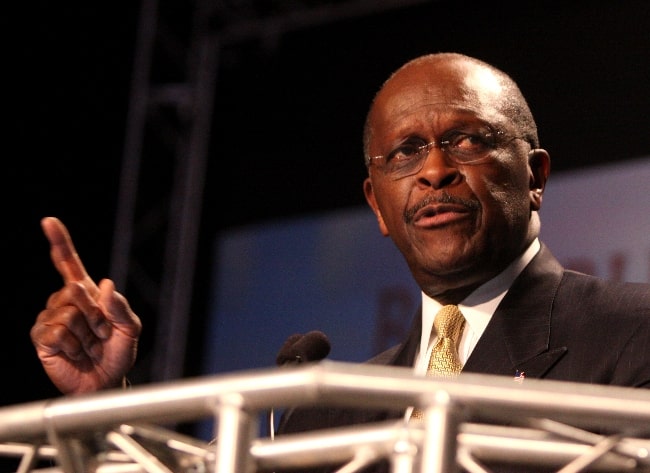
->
<box><xmin>110</xmin><ymin>0</ymin><xmax>436</xmax><ymax>385</ymax></box>
<box><xmin>0</xmin><ymin>362</ymin><xmax>648</xmax><ymax>472</ymax></box>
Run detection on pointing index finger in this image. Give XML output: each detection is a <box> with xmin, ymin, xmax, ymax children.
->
<box><xmin>41</xmin><ymin>217</ymin><xmax>97</xmax><ymax>291</ymax></box>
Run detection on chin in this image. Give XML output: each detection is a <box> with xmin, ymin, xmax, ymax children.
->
<box><xmin>418</xmin><ymin>246</ymin><xmax>494</xmax><ymax>279</ymax></box>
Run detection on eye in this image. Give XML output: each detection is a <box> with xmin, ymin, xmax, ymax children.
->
<box><xmin>443</xmin><ymin>129</ymin><xmax>496</xmax><ymax>154</ymax></box>
<box><xmin>386</xmin><ymin>139</ymin><xmax>428</xmax><ymax>163</ymax></box>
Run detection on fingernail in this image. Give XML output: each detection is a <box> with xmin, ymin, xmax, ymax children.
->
<box><xmin>96</xmin><ymin>322</ymin><xmax>111</xmax><ymax>339</ymax></box>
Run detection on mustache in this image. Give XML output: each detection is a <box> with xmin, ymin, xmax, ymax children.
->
<box><xmin>404</xmin><ymin>192</ymin><xmax>480</xmax><ymax>224</ymax></box>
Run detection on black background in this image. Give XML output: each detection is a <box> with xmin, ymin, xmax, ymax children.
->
<box><xmin>6</xmin><ymin>0</ymin><xmax>650</xmax><ymax>411</ymax></box>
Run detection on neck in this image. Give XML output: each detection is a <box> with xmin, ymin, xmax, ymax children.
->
<box><xmin>427</xmin><ymin>283</ymin><xmax>482</xmax><ymax>305</ymax></box>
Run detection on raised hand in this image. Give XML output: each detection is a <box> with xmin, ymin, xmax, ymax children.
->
<box><xmin>30</xmin><ymin>217</ymin><xmax>142</xmax><ymax>394</ymax></box>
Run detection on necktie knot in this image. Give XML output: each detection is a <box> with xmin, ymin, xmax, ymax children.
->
<box><xmin>434</xmin><ymin>304</ymin><xmax>465</xmax><ymax>341</ymax></box>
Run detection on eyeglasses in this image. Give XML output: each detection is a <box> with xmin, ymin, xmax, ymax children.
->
<box><xmin>365</xmin><ymin>127</ymin><xmax>517</xmax><ymax>180</ymax></box>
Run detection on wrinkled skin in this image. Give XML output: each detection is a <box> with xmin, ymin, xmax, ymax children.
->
<box><xmin>363</xmin><ymin>55</ymin><xmax>550</xmax><ymax>304</ymax></box>
<box><xmin>30</xmin><ymin>217</ymin><xmax>142</xmax><ymax>394</ymax></box>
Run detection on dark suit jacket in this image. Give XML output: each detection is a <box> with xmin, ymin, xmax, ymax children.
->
<box><xmin>275</xmin><ymin>244</ymin><xmax>650</xmax><ymax>472</ymax></box>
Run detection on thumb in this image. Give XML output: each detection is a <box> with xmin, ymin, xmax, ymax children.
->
<box><xmin>97</xmin><ymin>279</ymin><xmax>141</xmax><ymax>337</ymax></box>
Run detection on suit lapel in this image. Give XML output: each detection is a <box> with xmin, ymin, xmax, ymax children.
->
<box><xmin>463</xmin><ymin>245</ymin><xmax>568</xmax><ymax>379</ymax></box>
<box><xmin>363</xmin><ymin>300</ymin><xmax>422</xmax><ymax>369</ymax></box>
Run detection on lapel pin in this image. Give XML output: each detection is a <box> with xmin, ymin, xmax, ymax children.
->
<box><xmin>514</xmin><ymin>370</ymin><xmax>526</xmax><ymax>384</ymax></box>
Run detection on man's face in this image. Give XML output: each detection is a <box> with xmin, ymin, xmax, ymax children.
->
<box><xmin>363</xmin><ymin>58</ymin><xmax>549</xmax><ymax>299</ymax></box>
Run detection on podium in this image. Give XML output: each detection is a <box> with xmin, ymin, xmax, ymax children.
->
<box><xmin>0</xmin><ymin>361</ymin><xmax>648</xmax><ymax>472</ymax></box>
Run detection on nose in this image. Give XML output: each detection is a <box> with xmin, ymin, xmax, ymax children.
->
<box><xmin>415</xmin><ymin>146</ymin><xmax>461</xmax><ymax>189</ymax></box>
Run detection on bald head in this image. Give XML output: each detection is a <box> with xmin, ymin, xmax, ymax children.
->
<box><xmin>363</xmin><ymin>53</ymin><xmax>539</xmax><ymax>159</ymax></box>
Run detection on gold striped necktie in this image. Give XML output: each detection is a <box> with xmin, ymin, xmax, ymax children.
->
<box><xmin>411</xmin><ymin>304</ymin><xmax>466</xmax><ymax>419</ymax></box>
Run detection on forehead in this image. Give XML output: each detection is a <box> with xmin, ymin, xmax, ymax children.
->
<box><xmin>370</xmin><ymin>60</ymin><xmax>509</xmax><ymax>135</ymax></box>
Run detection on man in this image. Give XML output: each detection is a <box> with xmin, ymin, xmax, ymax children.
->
<box><xmin>31</xmin><ymin>53</ymin><xmax>650</xmax><ymax>471</ymax></box>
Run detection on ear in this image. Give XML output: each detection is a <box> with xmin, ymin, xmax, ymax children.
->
<box><xmin>527</xmin><ymin>148</ymin><xmax>551</xmax><ymax>211</ymax></box>
<box><xmin>363</xmin><ymin>177</ymin><xmax>390</xmax><ymax>236</ymax></box>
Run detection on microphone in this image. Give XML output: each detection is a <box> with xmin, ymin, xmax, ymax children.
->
<box><xmin>275</xmin><ymin>330</ymin><xmax>331</xmax><ymax>365</ymax></box>
<box><xmin>270</xmin><ymin>331</ymin><xmax>331</xmax><ymax>440</ymax></box>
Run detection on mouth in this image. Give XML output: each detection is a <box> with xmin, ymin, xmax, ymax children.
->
<box><xmin>412</xmin><ymin>203</ymin><xmax>474</xmax><ymax>228</ymax></box>
<box><xmin>404</xmin><ymin>192</ymin><xmax>480</xmax><ymax>228</ymax></box>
